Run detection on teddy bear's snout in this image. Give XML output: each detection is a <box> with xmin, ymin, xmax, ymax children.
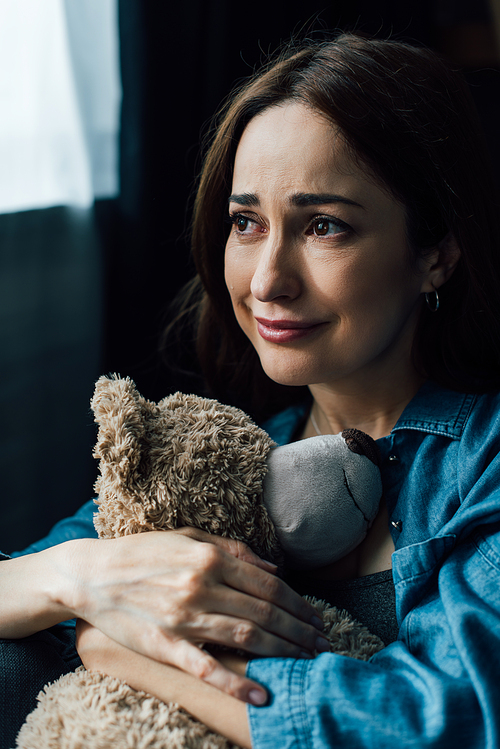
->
<box><xmin>341</xmin><ymin>428</ymin><xmax>381</xmax><ymax>467</ymax></box>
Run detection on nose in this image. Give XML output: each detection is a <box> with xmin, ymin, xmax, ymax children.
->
<box><xmin>250</xmin><ymin>232</ymin><xmax>301</xmax><ymax>302</ymax></box>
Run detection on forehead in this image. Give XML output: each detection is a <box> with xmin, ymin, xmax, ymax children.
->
<box><xmin>232</xmin><ymin>102</ymin><xmax>398</xmax><ymax>212</ymax></box>
<box><xmin>234</xmin><ymin>103</ymin><xmax>340</xmax><ymax>185</ymax></box>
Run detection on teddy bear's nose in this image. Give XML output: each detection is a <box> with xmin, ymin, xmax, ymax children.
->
<box><xmin>341</xmin><ymin>429</ymin><xmax>381</xmax><ymax>467</ymax></box>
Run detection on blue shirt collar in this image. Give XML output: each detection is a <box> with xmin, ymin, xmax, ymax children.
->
<box><xmin>391</xmin><ymin>380</ymin><xmax>476</xmax><ymax>440</ymax></box>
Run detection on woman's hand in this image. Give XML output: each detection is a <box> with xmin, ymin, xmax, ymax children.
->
<box><xmin>77</xmin><ymin>619</ymin><xmax>252</xmax><ymax>747</ymax></box>
<box><xmin>51</xmin><ymin>529</ymin><xmax>326</xmax><ymax>703</ymax></box>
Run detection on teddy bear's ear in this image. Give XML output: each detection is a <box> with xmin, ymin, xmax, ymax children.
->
<box><xmin>92</xmin><ymin>375</ymin><xmax>145</xmax><ymax>464</ymax></box>
<box><xmin>91</xmin><ymin>374</ymin><xmax>150</xmax><ymax>498</ymax></box>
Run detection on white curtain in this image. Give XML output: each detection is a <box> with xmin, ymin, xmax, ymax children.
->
<box><xmin>0</xmin><ymin>0</ymin><xmax>121</xmax><ymax>214</ymax></box>
<box><xmin>0</xmin><ymin>0</ymin><xmax>120</xmax><ymax>552</ymax></box>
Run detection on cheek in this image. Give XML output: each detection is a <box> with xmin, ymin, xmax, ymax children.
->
<box><xmin>312</xmin><ymin>257</ymin><xmax>383</xmax><ymax>313</ymax></box>
<box><xmin>349</xmin><ymin>267</ymin><xmax>424</xmax><ymax>346</ymax></box>
<box><xmin>224</xmin><ymin>246</ymin><xmax>238</xmax><ymax>297</ymax></box>
<box><xmin>317</xmin><ymin>248</ymin><xmax>420</xmax><ymax>329</ymax></box>
<box><xmin>224</xmin><ymin>247</ymin><xmax>250</xmax><ymax>329</ymax></box>
<box><xmin>224</xmin><ymin>243</ymin><xmax>253</xmax><ymax>301</ymax></box>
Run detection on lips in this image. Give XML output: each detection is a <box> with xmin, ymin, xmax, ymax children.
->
<box><xmin>255</xmin><ymin>317</ymin><xmax>326</xmax><ymax>343</ymax></box>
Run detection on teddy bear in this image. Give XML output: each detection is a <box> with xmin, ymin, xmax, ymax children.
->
<box><xmin>16</xmin><ymin>374</ymin><xmax>385</xmax><ymax>749</ymax></box>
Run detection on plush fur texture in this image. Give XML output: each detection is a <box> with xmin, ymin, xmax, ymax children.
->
<box><xmin>16</xmin><ymin>375</ymin><xmax>385</xmax><ymax>749</ymax></box>
<box><xmin>17</xmin><ymin>667</ymin><xmax>239</xmax><ymax>749</ymax></box>
<box><xmin>92</xmin><ymin>376</ymin><xmax>280</xmax><ymax>564</ymax></box>
<box><xmin>17</xmin><ymin>604</ymin><xmax>382</xmax><ymax>749</ymax></box>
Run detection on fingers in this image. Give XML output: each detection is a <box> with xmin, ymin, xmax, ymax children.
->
<box><xmin>207</xmin><ymin>535</ymin><xmax>278</xmax><ymax>574</ymax></box>
<box><xmin>189</xmin><ymin>537</ymin><xmax>320</xmax><ymax>627</ymax></box>
<box><xmin>176</xmin><ymin>527</ymin><xmax>278</xmax><ymax>573</ymax></box>
<box><xmin>175</xmin><ymin>539</ymin><xmax>326</xmax><ymax>654</ymax></box>
<box><xmin>71</xmin><ymin>531</ymin><xmax>329</xmax><ymax>689</ymax></box>
<box><xmin>78</xmin><ymin>618</ymin><xmax>268</xmax><ymax>706</ymax></box>
<box><xmin>198</xmin><ymin>611</ymin><xmax>329</xmax><ymax>659</ymax></box>
<box><xmin>219</xmin><ymin>549</ymin><xmax>323</xmax><ymax>630</ymax></box>
<box><xmin>164</xmin><ymin>639</ymin><xmax>267</xmax><ymax>705</ymax></box>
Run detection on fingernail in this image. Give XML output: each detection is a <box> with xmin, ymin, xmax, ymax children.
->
<box><xmin>263</xmin><ymin>560</ymin><xmax>278</xmax><ymax>570</ymax></box>
<box><xmin>248</xmin><ymin>689</ymin><xmax>267</xmax><ymax>706</ymax></box>
<box><xmin>311</xmin><ymin>615</ymin><xmax>324</xmax><ymax>631</ymax></box>
<box><xmin>316</xmin><ymin>636</ymin><xmax>330</xmax><ymax>653</ymax></box>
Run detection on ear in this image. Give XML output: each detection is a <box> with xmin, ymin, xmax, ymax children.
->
<box><xmin>91</xmin><ymin>374</ymin><xmax>154</xmax><ymax>538</ymax></box>
<box><xmin>420</xmin><ymin>233</ymin><xmax>461</xmax><ymax>294</ymax></box>
<box><xmin>91</xmin><ymin>374</ymin><xmax>147</xmax><ymax>486</ymax></box>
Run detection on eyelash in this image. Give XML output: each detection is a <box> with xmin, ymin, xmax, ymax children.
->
<box><xmin>227</xmin><ymin>211</ymin><xmax>351</xmax><ymax>238</ymax></box>
<box><xmin>226</xmin><ymin>212</ymin><xmax>262</xmax><ymax>234</ymax></box>
<box><xmin>307</xmin><ymin>216</ymin><xmax>351</xmax><ymax>237</ymax></box>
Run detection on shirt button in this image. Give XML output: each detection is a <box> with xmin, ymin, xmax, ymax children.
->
<box><xmin>391</xmin><ymin>519</ymin><xmax>403</xmax><ymax>531</ymax></box>
<box><xmin>388</xmin><ymin>454</ymin><xmax>399</xmax><ymax>462</ymax></box>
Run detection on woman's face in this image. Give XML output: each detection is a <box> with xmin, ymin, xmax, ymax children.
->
<box><xmin>224</xmin><ymin>102</ymin><xmax>436</xmax><ymax>391</ymax></box>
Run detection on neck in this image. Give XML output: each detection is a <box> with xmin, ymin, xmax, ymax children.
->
<box><xmin>309</xmin><ymin>369</ymin><xmax>424</xmax><ymax>441</ymax></box>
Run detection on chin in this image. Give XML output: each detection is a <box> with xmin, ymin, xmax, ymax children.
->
<box><xmin>249</xmin><ymin>332</ymin><xmax>334</xmax><ymax>387</ymax></box>
<box><xmin>267</xmin><ymin>373</ymin><xmax>312</xmax><ymax>388</ymax></box>
<box><xmin>259</xmin><ymin>356</ymin><xmax>323</xmax><ymax>388</ymax></box>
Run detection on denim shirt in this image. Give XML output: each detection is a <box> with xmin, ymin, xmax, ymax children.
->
<box><xmin>247</xmin><ymin>380</ymin><xmax>500</xmax><ymax>748</ymax></box>
<box><xmin>7</xmin><ymin>381</ymin><xmax>500</xmax><ymax>747</ymax></box>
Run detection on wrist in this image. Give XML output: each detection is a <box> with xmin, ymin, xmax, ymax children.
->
<box><xmin>42</xmin><ymin>538</ymin><xmax>99</xmax><ymax>621</ymax></box>
<box><xmin>0</xmin><ymin>542</ymin><xmax>84</xmax><ymax>638</ymax></box>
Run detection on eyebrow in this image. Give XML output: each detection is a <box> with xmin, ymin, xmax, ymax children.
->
<box><xmin>228</xmin><ymin>192</ymin><xmax>260</xmax><ymax>207</ymax></box>
<box><xmin>228</xmin><ymin>192</ymin><xmax>364</xmax><ymax>209</ymax></box>
<box><xmin>291</xmin><ymin>193</ymin><xmax>363</xmax><ymax>209</ymax></box>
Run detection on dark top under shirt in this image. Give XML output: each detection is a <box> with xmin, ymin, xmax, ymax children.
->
<box><xmin>286</xmin><ymin>568</ymin><xmax>399</xmax><ymax>646</ymax></box>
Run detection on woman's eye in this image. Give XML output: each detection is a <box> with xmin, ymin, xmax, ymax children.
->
<box><xmin>311</xmin><ymin>218</ymin><xmax>347</xmax><ymax>237</ymax></box>
<box><xmin>236</xmin><ymin>215</ymin><xmax>250</xmax><ymax>232</ymax></box>
<box><xmin>228</xmin><ymin>213</ymin><xmax>261</xmax><ymax>235</ymax></box>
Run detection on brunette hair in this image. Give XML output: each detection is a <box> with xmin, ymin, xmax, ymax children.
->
<box><xmin>170</xmin><ymin>33</ymin><xmax>500</xmax><ymax>419</ymax></box>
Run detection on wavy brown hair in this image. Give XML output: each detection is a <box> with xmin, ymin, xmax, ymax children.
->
<box><xmin>168</xmin><ymin>33</ymin><xmax>500</xmax><ymax>420</ymax></box>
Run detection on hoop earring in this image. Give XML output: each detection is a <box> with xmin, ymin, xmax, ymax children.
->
<box><xmin>425</xmin><ymin>289</ymin><xmax>440</xmax><ymax>312</ymax></box>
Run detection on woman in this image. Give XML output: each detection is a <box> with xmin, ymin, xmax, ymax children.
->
<box><xmin>3</xmin><ymin>33</ymin><xmax>500</xmax><ymax>748</ymax></box>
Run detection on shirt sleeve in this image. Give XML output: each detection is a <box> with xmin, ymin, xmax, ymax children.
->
<box><xmin>11</xmin><ymin>500</ymin><xmax>98</xmax><ymax>557</ymax></box>
<box><xmin>246</xmin><ymin>519</ymin><xmax>500</xmax><ymax>748</ymax></box>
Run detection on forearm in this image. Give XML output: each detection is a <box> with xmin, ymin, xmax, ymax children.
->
<box><xmin>1</xmin><ymin>529</ymin><xmax>323</xmax><ymax>706</ymax></box>
<box><xmin>125</xmin><ymin>656</ymin><xmax>250</xmax><ymax>747</ymax></box>
<box><xmin>78</xmin><ymin>625</ymin><xmax>251</xmax><ymax>748</ymax></box>
<box><xmin>0</xmin><ymin>540</ymin><xmax>89</xmax><ymax>638</ymax></box>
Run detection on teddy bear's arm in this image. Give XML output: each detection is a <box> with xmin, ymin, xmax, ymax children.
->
<box><xmin>77</xmin><ymin>620</ymin><xmax>252</xmax><ymax>748</ymax></box>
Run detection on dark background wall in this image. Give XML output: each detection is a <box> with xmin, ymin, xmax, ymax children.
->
<box><xmin>2</xmin><ymin>0</ymin><xmax>499</xmax><ymax>553</ymax></box>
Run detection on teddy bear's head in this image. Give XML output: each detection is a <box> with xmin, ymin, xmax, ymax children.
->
<box><xmin>91</xmin><ymin>375</ymin><xmax>382</xmax><ymax>571</ymax></box>
<box><xmin>91</xmin><ymin>375</ymin><xmax>280</xmax><ymax>563</ymax></box>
